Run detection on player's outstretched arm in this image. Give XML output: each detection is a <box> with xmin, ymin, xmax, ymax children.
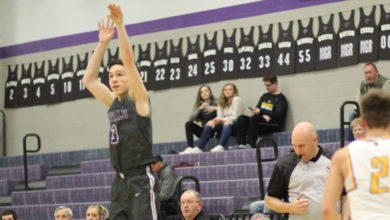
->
<box><xmin>82</xmin><ymin>18</ymin><xmax>116</xmax><ymax>107</ymax></box>
<box><xmin>322</xmin><ymin>149</ymin><xmax>345</xmax><ymax>220</ymax></box>
<box><xmin>108</xmin><ymin>4</ymin><xmax>149</xmax><ymax>116</ymax></box>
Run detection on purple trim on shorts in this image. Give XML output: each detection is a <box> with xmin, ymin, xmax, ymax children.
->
<box><xmin>0</xmin><ymin>0</ymin><xmax>344</xmax><ymax>59</ymax></box>
<box><xmin>146</xmin><ymin>166</ymin><xmax>158</xmax><ymax>220</ymax></box>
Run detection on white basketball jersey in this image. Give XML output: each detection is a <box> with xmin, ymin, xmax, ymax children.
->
<box><xmin>345</xmin><ymin>138</ymin><xmax>390</xmax><ymax>220</ymax></box>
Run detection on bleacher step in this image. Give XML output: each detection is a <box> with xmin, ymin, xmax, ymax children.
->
<box><xmin>233</xmin><ymin>208</ymin><xmax>250</xmax><ymax>214</ymax></box>
<box><xmin>233</xmin><ymin>197</ymin><xmax>262</xmax><ymax>214</ymax></box>
<box><xmin>0</xmin><ymin>196</ymin><xmax>11</xmax><ymax>206</ymax></box>
<box><xmin>13</xmin><ymin>180</ymin><xmax>46</xmax><ymax>191</ymax></box>
<box><xmin>47</xmin><ymin>165</ymin><xmax>81</xmax><ymax>176</ymax></box>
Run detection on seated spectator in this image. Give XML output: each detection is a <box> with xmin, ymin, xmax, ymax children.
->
<box><xmin>250</xmin><ymin>200</ymin><xmax>265</xmax><ymax>214</ymax></box>
<box><xmin>348</xmin><ymin>62</ymin><xmax>390</xmax><ymax>140</ymax></box>
<box><xmin>180</xmin><ymin>190</ymin><xmax>206</xmax><ymax>220</ymax></box>
<box><xmin>250</xmin><ymin>213</ymin><xmax>270</xmax><ymax>220</ymax></box>
<box><xmin>181</xmin><ymin>85</ymin><xmax>217</xmax><ymax>154</ymax></box>
<box><xmin>151</xmin><ymin>155</ymin><xmax>183</xmax><ymax>220</ymax></box>
<box><xmin>236</xmin><ymin>73</ymin><xmax>287</xmax><ymax>149</ymax></box>
<box><xmin>1</xmin><ymin>209</ymin><xmax>18</xmax><ymax>220</ymax></box>
<box><xmin>350</xmin><ymin>118</ymin><xmax>365</xmax><ymax>140</ymax></box>
<box><xmin>250</xmin><ymin>193</ymin><xmax>283</xmax><ymax>220</ymax></box>
<box><xmin>86</xmin><ymin>204</ymin><xmax>109</xmax><ymax>220</ymax></box>
<box><xmin>187</xmin><ymin>83</ymin><xmax>246</xmax><ymax>153</ymax></box>
<box><xmin>54</xmin><ymin>206</ymin><xmax>73</xmax><ymax>220</ymax></box>
<box><xmin>249</xmin><ymin>194</ymin><xmax>275</xmax><ymax>215</ymax></box>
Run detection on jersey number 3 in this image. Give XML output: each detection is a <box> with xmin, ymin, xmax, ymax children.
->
<box><xmin>110</xmin><ymin>124</ymin><xmax>119</xmax><ymax>144</ymax></box>
<box><xmin>370</xmin><ymin>156</ymin><xmax>389</xmax><ymax>193</ymax></box>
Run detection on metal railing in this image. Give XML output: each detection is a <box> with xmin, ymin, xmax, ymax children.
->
<box><xmin>256</xmin><ymin>137</ymin><xmax>278</xmax><ymax>200</ymax></box>
<box><xmin>0</xmin><ymin>110</ymin><xmax>5</xmax><ymax>156</ymax></box>
<box><xmin>340</xmin><ymin>101</ymin><xmax>360</xmax><ymax>147</ymax></box>
<box><xmin>23</xmin><ymin>133</ymin><xmax>41</xmax><ymax>190</ymax></box>
<box><xmin>173</xmin><ymin>176</ymin><xmax>201</xmax><ymax>217</ymax></box>
<box><xmin>177</xmin><ymin>176</ymin><xmax>200</xmax><ymax>194</ymax></box>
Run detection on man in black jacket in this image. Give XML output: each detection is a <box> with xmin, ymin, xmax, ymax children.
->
<box><xmin>236</xmin><ymin>73</ymin><xmax>288</xmax><ymax>148</ymax></box>
<box><xmin>151</xmin><ymin>155</ymin><xmax>182</xmax><ymax>219</ymax></box>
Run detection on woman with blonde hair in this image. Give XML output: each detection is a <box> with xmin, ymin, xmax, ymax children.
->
<box><xmin>86</xmin><ymin>204</ymin><xmax>109</xmax><ymax>220</ymax></box>
<box><xmin>181</xmin><ymin>84</ymin><xmax>217</xmax><ymax>154</ymax></box>
<box><xmin>187</xmin><ymin>83</ymin><xmax>246</xmax><ymax>153</ymax></box>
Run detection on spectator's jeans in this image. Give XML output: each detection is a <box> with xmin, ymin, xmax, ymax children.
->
<box><xmin>250</xmin><ymin>200</ymin><xmax>265</xmax><ymax>214</ymax></box>
<box><xmin>246</xmin><ymin>114</ymin><xmax>280</xmax><ymax>148</ymax></box>
<box><xmin>185</xmin><ymin>121</ymin><xmax>204</xmax><ymax>147</ymax></box>
<box><xmin>197</xmin><ymin>122</ymin><xmax>236</xmax><ymax>149</ymax></box>
<box><xmin>249</xmin><ymin>195</ymin><xmax>273</xmax><ymax>214</ymax></box>
<box><xmin>250</xmin><ymin>194</ymin><xmax>284</xmax><ymax>220</ymax></box>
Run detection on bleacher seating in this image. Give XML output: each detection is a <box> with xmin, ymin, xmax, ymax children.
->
<box><xmin>0</xmin><ymin>128</ymin><xmax>346</xmax><ymax>219</ymax></box>
<box><xmin>0</xmin><ymin>148</ymin><xmax>110</xmax><ymax>168</ymax></box>
<box><xmin>0</xmin><ymin>179</ymin><xmax>17</xmax><ymax>195</ymax></box>
<box><xmin>0</xmin><ymin>127</ymin><xmax>347</xmax><ymax>168</ymax></box>
<box><xmin>0</xmin><ymin>165</ymin><xmax>50</xmax><ymax>196</ymax></box>
<box><xmin>12</xmin><ymin>186</ymin><xmax>111</xmax><ymax>205</ymax></box>
<box><xmin>0</xmin><ymin>165</ymin><xmax>50</xmax><ymax>182</ymax></box>
<box><xmin>46</xmin><ymin>172</ymin><xmax>116</xmax><ymax>189</ymax></box>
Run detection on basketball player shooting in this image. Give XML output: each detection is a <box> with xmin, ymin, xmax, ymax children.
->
<box><xmin>82</xmin><ymin>4</ymin><xmax>158</xmax><ymax>220</ymax></box>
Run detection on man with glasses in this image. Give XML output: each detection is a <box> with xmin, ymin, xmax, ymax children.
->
<box><xmin>180</xmin><ymin>190</ymin><xmax>207</xmax><ymax>220</ymax></box>
<box><xmin>236</xmin><ymin>73</ymin><xmax>288</xmax><ymax>149</ymax></box>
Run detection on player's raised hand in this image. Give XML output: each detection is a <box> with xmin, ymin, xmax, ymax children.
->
<box><xmin>98</xmin><ymin>18</ymin><xmax>114</xmax><ymax>44</ymax></box>
<box><xmin>107</xmin><ymin>4</ymin><xmax>123</xmax><ymax>25</ymax></box>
